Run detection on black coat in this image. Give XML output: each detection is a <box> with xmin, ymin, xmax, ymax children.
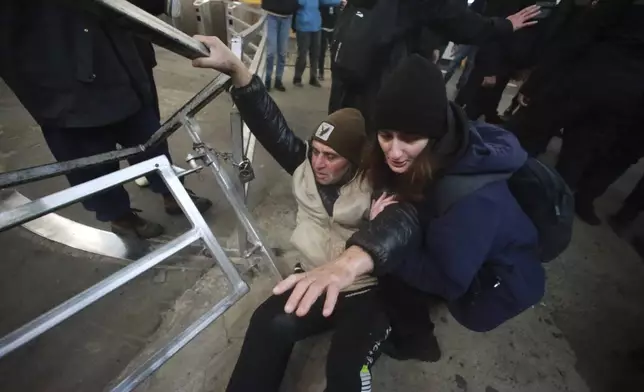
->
<box><xmin>329</xmin><ymin>0</ymin><xmax>513</xmax><ymax>131</ymax></box>
<box><xmin>521</xmin><ymin>0</ymin><xmax>644</xmax><ymax>101</ymax></box>
<box><xmin>0</xmin><ymin>0</ymin><xmax>164</xmax><ymax>128</ymax></box>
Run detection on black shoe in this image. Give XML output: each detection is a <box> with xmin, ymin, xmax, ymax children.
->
<box><xmin>274</xmin><ymin>80</ymin><xmax>286</xmax><ymax>92</ymax></box>
<box><xmin>309</xmin><ymin>78</ymin><xmax>322</xmax><ymax>87</ymax></box>
<box><xmin>318</xmin><ymin>73</ymin><xmax>325</xmax><ymax>81</ymax></box>
<box><xmin>575</xmin><ymin>194</ymin><xmax>601</xmax><ymax>226</ymax></box>
<box><xmin>164</xmin><ymin>189</ymin><xmax>213</xmax><ymax>215</ymax></box>
<box><xmin>382</xmin><ymin>333</ymin><xmax>441</xmax><ymax>363</ymax></box>
<box><xmin>293</xmin><ymin>79</ymin><xmax>304</xmax><ymax>87</ymax></box>
<box><xmin>111</xmin><ymin>210</ymin><xmax>165</xmax><ymax>239</ymax></box>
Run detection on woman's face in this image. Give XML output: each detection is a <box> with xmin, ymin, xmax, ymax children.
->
<box><xmin>377</xmin><ymin>130</ymin><xmax>430</xmax><ymax>174</ymax></box>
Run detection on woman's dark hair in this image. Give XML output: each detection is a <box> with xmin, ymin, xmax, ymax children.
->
<box><xmin>360</xmin><ymin>134</ymin><xmax>437</xmax><ymax>202</ymax></box>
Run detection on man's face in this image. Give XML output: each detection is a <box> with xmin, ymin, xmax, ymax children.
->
<box><xmin>310</xmin><ymin>140</ymin><xmax>351</xmax><ymax>185</ymax></box>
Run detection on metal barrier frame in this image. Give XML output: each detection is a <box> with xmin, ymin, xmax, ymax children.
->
<box><xmin>0</xmin><ymin>1</ymin><xmax>278</xmax><ymax>390</ymax></box>
<box><xmin>0</xmin><ymin>155</ymin><xmax>248</xmax><ymax>359</ymax></box>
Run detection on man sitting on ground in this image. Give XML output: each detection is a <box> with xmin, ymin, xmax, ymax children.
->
<box><xmin>193</xmin><ymin>35</ymin><xmax>391</xmax><ymax>391</ymax></box>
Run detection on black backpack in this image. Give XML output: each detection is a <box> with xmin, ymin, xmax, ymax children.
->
<box><xmin>330</xmin><ymin>0</ymin><xmax>402</xmax><ymax>86</ymax></box>
<box><xmin>434</xmin><ymin>158</ymin><xmax>574</xmax><ymax>262</ymax></box>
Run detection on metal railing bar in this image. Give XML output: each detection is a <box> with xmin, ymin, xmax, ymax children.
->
<box><xmin>239</xmin><ymin>13</ymin><xmax>266</xmax><ymax>39</ymax></box>
<box><xmin>0</xmin><ymin>228</ymin><xmax>201</xmax><ymax>359</ymax></box>
<box><xmin>228</xmin><ymin>14</ymin><xmax>252</xmax><ymax>30</ymax></box>
<box><xmin>144</xmin><ymin>74</ymin><xmax>231</xmax><ymax>149</ymax></box>
<box><xmin>156</xmin><ymin>163</ymin><xmax>247</xmax><ymax>288</ymax></box>
<box><xmin>0</xmin><ymin>155</ymin><xmax>174</xmax><ymax>232</ymax></box>
<box><xmin>110</xmin><ymin>283</ymin><xmax>248</xmax><ymax>392</ymax></box>
<box><xmin>0</xmin><ymin>74</ymin><xmax>230</xmax><ymax>191</ymax></box>
<box><xmin>91</xmin><ymin>0</ymin><xmax>210</xmax><ymax>59</ymax></box>
<box><xmin>0</xmin><ymin>147</ymin><xmax>141</xmax><ymax>189</ymax></box>
<box><xmin>247</xmin><ymin>42</ymin><xmax>258</xmax><ymax>53</ymax></box>
<box><xmin>183</xmin><ymin>118</ymin><xmax>284</xmax><ymax>278</ymax></box>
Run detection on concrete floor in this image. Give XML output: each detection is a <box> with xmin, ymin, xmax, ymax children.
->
<box><xmin>1</xmin><ymin>46</ymin><xmax>644</xmax><ymax>392</ymax></box>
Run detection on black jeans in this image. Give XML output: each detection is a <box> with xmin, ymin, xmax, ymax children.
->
<box><xmin>294</xmin><ymin>30</ymin><xmax>321</xmax><ymax>83</ymax></box>
<box><xmin>226</xmin><ymin>288</ymin><xmax>390</xmax><ymax>392</ymax></box>
<box><xmin>41</xmin><ymin>104</ymin><xmax>173</xmax><ymax>222</ymax></box>
<box><xmin>319</xmin><ymin>29</ymin><xmax>334</xmax><ymax>78</ymax></box>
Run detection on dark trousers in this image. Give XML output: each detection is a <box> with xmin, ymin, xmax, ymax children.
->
<box><xmin>226</xmin><ymin>288</ymin><xmax>390</xmax><ymax>392</ymax></box>
<box><xmin>319</xmin><ymin>29</ymin><xmax>334</xmax><ymax>78</ymax></box>
<box><xmin>294</xmin><ymin>31</ymin><xmax>321</xmax><ymax>82</ymax></box>
<box><xmin>576</xmin><ymin>120</ymin><xmax>644</xmax><ymax>213</ymax></box>
<box><xmin>379</xmin><ymin>276</ymin><xmax>436</xmax><ymax>346</ymax></box>
<box><xmin>455</xmin><ymin>62</ymin><xmax>511</xmax><ymax>122</ymax></box>
<box><xmin>41</xmin><ymin>104</ymin><xmax>173</xmax><ymax>222</ymax></box>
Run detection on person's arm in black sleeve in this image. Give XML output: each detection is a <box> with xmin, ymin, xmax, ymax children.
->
<box><xmin>192</xmin><ymin>35</ymin><xmax>307</xmax><ymax>174</ymax></box>
<box><xmin>230</xmin><ymin>75</ymin><xmax>307</xmax><ymax>175</ymax></box>
<box><xmin>345</xmin><ymin>202</ymin><xmax>423</xmax><ymax>275</ymax></box>
<box><xmin>416</xmin><ymin>0</ymin><xmax>514</xmax><ymax>45</ymax></box>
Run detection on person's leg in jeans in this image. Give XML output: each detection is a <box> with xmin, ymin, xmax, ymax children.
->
<box><xmin>264</xmin><ymin>14</ymin><xmax>279</xmax><ymax>89</ymax></box>
<box><xmin>319</xmin><ymin>30</ymin><xmax>332</xmax><ymax>80</ymax></box>
<box><xmin>274</xmin><ymin>15</ymin><xmax>292</xmax><ymax>91</ymax></box>
<box><xmin>226</xmin><ymin>291</ymin><xmax>333</xmax><ymax>392</ymax></box>
<box><xmin>309</xmin><ymin>30</ymin><xmax>322</xmax><ymax>86</ymax></box>
<box><xmin>41</xmin><ymin>125</ymin><xmax>132</xmax><ymax>223</ymax></box>
<box><xmin>443</xmin><ymin>45</ymin><xmax>471</xmax><ymax>83</ymax></box>
<box><xmin>115</xmin><ymin>104</ymin><xmax>213</xmax><ymax>216</ymax></box>
<box><xmin>325</xmin><ymin>289</ymin><xmax>391</xmax><ymax>391</ymax></box>
<box><xmin>294</xmin><ymin>31</ymin><xmax>311</xmax><ymax>85</ymax></box>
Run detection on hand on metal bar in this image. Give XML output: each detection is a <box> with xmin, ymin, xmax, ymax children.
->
<box><xmin>192</xmin><ymin>35</ymin><xmax>253</xmax><ymax>88</ymax></box>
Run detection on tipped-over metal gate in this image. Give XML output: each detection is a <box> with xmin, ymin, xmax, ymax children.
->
<box><xmin>0</xmin><ymin>1</ymin><xmax>281</xmax><ymax>390</ymax></box>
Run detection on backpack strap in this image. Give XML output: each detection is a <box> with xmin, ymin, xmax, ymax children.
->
<box><xmin>433</xmin><ymin>172</ymin><xmax>512</xmax><ymax>216</ymax></box>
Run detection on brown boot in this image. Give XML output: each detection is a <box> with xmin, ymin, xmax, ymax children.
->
<box><xmin>164</xmin><ymin>189</ymin><xmax>213</xmax><ymax>216</ymax></box>
<box><xmin>111</xmin><ymin>210</ymin><xmax>165</xmax><ymax>239</ymax></box>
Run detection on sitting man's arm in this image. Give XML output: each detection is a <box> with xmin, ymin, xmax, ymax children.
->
<box><xmin>193</xmin><ymin>36</ymin><xmax>307</xmax><ymax>175</ymax></box>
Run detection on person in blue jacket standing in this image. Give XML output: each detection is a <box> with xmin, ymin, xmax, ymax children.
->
<box><xmin>293</xmin><ymin>0</ymin><xmax>341</xmax><ymax>87</ymax></box>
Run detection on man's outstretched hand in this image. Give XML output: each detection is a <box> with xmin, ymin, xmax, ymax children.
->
<box><xmin>272</xmin><ymin>246</ymin><xmax>375</xmax><ymax>317</ymax></box>
<box><xmin>192</xmin><ymin>35</ymin><xmax>252</xmax><ymax>88</ymax></box>
<box><xmin>507</xmin><ymin>5</ymin><xmax>541</xmax><ymax>31</ymax></box>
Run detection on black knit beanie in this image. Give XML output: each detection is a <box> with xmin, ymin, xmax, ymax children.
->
<box><xmin>375</xmin><ymin>54</ymin><xmax>448</xmax><ymax>139</ymax></box>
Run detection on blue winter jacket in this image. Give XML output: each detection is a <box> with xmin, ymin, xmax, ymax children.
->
<box><xmin>296</xmin><ymin>0</ymin><xmax>340</xmax><ymax>32</ymax></box>
<box><xmin>348</xmin><ymin>109</ymin><xmax>545</xmax><ymax>332</ymax></box>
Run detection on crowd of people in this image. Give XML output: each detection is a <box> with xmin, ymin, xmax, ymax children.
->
<box><xmin>261</xmin><ymin>0</ymin><xmax>346</xmax><ymax>91</ymax></box>
<box><xmin>1</xmin><ymin>0</ymin><xmax>643</xmax><ymax>391</ymax></box>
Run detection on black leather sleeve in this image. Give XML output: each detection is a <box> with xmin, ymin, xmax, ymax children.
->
<box><xmin>346</xmin><ymin>202</ymin><xmax>423</xmax><ymax>276</ymax></box>
<box><xmin>230</xmin><ymin>75</ymin><xmax>307</xmax><ymax>175</ymax></box>
<box><xmin>419</xmin><ymin>0</ymin><xmax>513</xmax><ymax>45</ymax></box>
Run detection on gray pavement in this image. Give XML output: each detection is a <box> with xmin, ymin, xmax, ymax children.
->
<box><xmin>0</xmin><ymin>47</ymin><xmax>643</xmax><ymax>392</ymax></box>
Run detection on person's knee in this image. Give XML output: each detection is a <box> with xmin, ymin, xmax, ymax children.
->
<box><xmin>248</xmin><ymin>297</ymin><xmax>299</xmax><ymax>340</ymax></box>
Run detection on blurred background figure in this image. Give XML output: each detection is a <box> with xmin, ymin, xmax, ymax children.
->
<box><xmin>442</xmin><ymin>0</ymin><xmax>488</xmax><ymax>90</ymax></box>
<box><xmin>318</xmin><ymin>0</ymin><xmax>346</xmax><ymax>81</ymax></box>
<box><xmin>504</xmin><ymin>0</ymin><xmax>644</xmax><ymax>225</ymax></box>
<box><xmin>293</xmin><ymin>0</ymin><xmax>341</xmax><ymax>87</ymax></box>
<box><xmin>262</xmin><ymin>0</ymin><xmax>298</xmax><ymax>91</ymax></box>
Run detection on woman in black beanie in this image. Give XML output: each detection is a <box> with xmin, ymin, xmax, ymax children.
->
<box><xmin>275</xmin><ymin>54</ymin><xmax>545</xmax><ymax>347</ymax></box>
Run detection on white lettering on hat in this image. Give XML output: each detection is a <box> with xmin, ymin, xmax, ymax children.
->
<box><xmin>315</xmin><ymin>122</ymin><xmax>335</xmax><ymax>141</ymax></box>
